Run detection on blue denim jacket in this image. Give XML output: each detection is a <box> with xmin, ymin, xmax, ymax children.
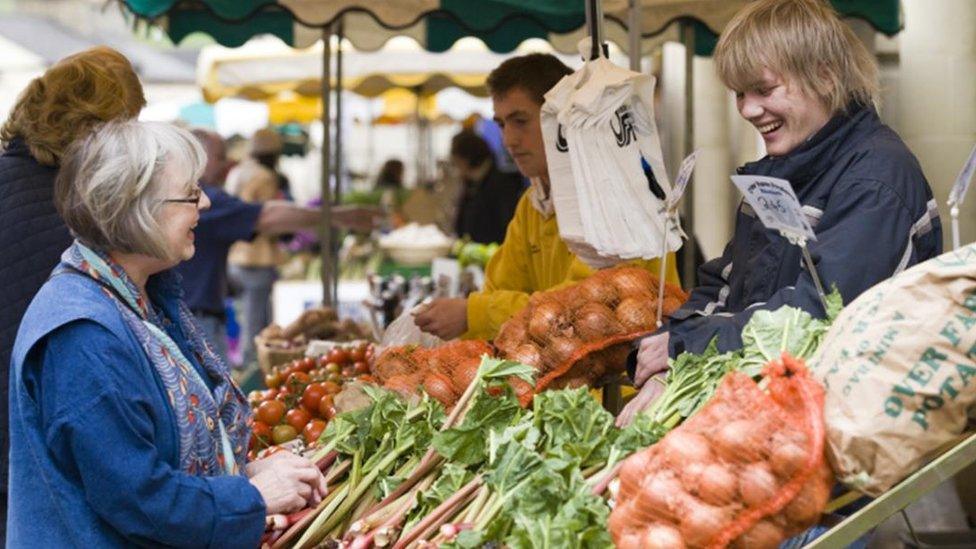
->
<box><xmin>8</xmin><ymin>269</ymin><xmax>264</xmax><ymax>548</ymax></box>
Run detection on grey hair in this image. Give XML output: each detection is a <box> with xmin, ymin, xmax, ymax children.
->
<box><xmin>55</xmin><ymin>120</ymin><xmax>206</xmax><ymax>260</ymax></box>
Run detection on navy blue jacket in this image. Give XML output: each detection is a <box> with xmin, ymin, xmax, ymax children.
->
<box><xmin>9</xmin><ymin>268</ymin><xmax>265</xmax><ymax>547</ymax></box>
<box><xmin>0</xmin><ymin>139</ymin><xmax>72</xmax><ymax>495</ymax></box>
<box><xmin>667</xmin><ymin>105</ymin><xmax>942</xmax><ymax>357</ymax></box>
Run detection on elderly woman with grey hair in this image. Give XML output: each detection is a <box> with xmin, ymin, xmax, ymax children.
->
<box><xmin>7</xmin><ymin>120</ymin><xmax>326</xmax><ymax>547</ymax></box>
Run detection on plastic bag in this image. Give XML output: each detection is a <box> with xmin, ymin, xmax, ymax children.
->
<box><xmin>379</xmin><ymin>305</ymin><xmax>444</xmax><ymax>350</ymax></box>
<box><xmin>610</xmin><ymin>355</ymin><xmax>833</xmax><ymax>549</ymax></box>
<box><xmin>540</xmin><ymin>50</ymin><xmax>682</xmax><ymax>267</ymax></box>
<box><xmin>494</xmin><ymin>266</ymin><xmax>687</xmax><ymax>392</ymax></box>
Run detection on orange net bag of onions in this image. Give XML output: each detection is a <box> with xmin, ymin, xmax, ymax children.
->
<box><xmin>370</xmin><ymin>340</ymin><xmax>508</xmax><ymax>409</ymax></box>
<box><xmin>610</xmin><ymin>355</ymin><xmax>834</xmax><ymax>549</ymax></box>
<box><xmin>493</xmin><ymin>266</ymin><xmax>687</xmax><ymax>392</ymax></box>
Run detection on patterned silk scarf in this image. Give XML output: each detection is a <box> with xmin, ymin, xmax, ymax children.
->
<box><xmin>59</xmin><ymin>241</ymin><xmax>251</xmax><ymax>476</ymax></box>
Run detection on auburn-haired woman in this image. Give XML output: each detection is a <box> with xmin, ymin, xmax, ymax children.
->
<box><xmin>0</xmin><ymin>46</ymin><xmax>146</xmax><ymax>542</ymax></box>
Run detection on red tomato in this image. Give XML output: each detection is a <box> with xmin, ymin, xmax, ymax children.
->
<box><xmin>285</xmin><ymin>408</ymin><xmax>311</xmax><ymax>432</ymax></box>
<box><xmin>349</xmin><ymin>345</ymin><xmax>366</xmax><ymax>363</ymax></box>
<box><xmin>318</xmin><ymin>394</ymin><xmax>335</xmax><ymax>417</ymax></box>
<box><xmin>264</xmin><ymin>371</ymin><xmax>282</xmax><ymax>389</ymax></box>
<box><xmin>303</xmin><ymin>419</ymin><xmax>327</xmax><ymax>445</ymax></box>
<box><xmin>323</xmin><ymin>406</ymin><xmax>337</xmax><ymax>420</ymax></box>
<box><xmin>302</xmin><ymin>384</ymin><xmax>328</xmax><ymax>412</ymax></box>
<box><xmin>358</xmin><ymin>374</ymin><xmax>377</xmax><ymax>384</ymax></box>
<box><xmin>286</xmin><ymin>371</ymin><xmax>311</xmax><ymax>390</ymax></box>
<box><xmin>321</xmin><ymin>381</ymin><xmax>342</xmax><ymax>395</ymax></box>
<box><xmin>341</xmin><ymin>366</ymin><xmax>355</xmax><ymax>378</ymax></box>
<box><xmin>256</xmin><ymin>400</ymin><xmax>286</xmax><ymax>425</ymax></box>
<box><xmin>353</xmin><ymin>361</ymin><xmax>370</xmax><ymax>375</ymax></box>
<box><xmin>328</xmin><ymin>348</ymin><xmax>350</xmax><ymax>365</ymax></box>
<box><xmin>252</xmin><ymin>421</ymin><xmax>272</xmax><ymax>442</ymax></box>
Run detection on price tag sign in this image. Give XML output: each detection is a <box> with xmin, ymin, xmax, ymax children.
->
<box><xmin>948</xmin><ymin>143</ymin><xmax>976</xmax><ymax>206</ymax></box>
<box><xmin>668</xmin><ymin>150</ymin><xmax>699</xmax><ymax>210</ymax></box>
<box><xmin>731</xmin><ymin>175</ymin><xmax>830</xmax><ymax>312</ymax></box>
<box><xmin>731</xmin><ymin>175</ymin><xmax>816</xmax><ymax>242</ymax></box>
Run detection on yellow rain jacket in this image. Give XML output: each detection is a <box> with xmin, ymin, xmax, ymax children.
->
<box><xmin>463</xmin><ymin>189</ymin><xmax>681</xmax><ymax>340</ymax></box>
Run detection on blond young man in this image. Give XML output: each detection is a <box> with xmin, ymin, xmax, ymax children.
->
<box><xmin>620</xmin><ymin>0</ymin><xmax>942</xmax><ymax>426</ymax></box>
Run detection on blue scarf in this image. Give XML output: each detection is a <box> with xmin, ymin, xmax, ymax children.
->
<box><xmin>59</xmin><ymin>241</ymin><xmax>251</xmax><ymax>476</ymax></box>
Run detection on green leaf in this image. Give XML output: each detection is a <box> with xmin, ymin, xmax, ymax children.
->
<box><xmin>433</xmin><ymin>386</ymin><xmax>523</xmax><ymax>466</ymax></box>
<box><xmin>484</xmin><ymin>438</ymin><xmax>543</xmax><ymax>492</ymax></box>
<box><xmin>402</xmin><ymin>462</ymin><xmax>472</xmax><ymax>532</ymax></box>
<box><xmin>612</xmin><ymin>413</ymin><xmax>666</xmax><ymax>455</ymax></box>
<box><xmin>532</xmin><ymin>388</ymin><xmax>616</xmax><ymax>468</ymax></box>
<box><xmin>476</xmin><ymin>355</ymin><xmax>536</xmax><ymax>384</ymax></box>
<box><xmin>824</xmin><ymin>286</ymin><xmax>844</xmax><ymax>321</ymax></box>
<box><xmin>442</xmin><ymin>529</ymin><xmax>487</xmax><ymax>549</ymax></box>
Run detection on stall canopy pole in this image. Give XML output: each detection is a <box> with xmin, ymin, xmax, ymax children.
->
<box><xmin>319</xmin><ymin>26</ymin><xmax>335</xmax><ymax>306</ymax></box>
<box><xmin>627</xmin><ymin>0</ymin><xmax>641</xmax><ymax>71</ymax></box>
<box><xmin>332</xmin><ymin>20</ymin><xmax>344</xmax><ymax>304</ymax></box>
<box><xmin>680</xmin><ymin>21</ymin><xmax>697</xmax><ymax>287</ymax></box>
<box><xmin>587</xmin><ymin>0</ymin><xmax>605</xmax><ymax>60</ymax></box>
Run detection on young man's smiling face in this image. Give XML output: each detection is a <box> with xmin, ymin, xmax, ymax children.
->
<box><xmin>735</xmin><ymin>68</ymin><xmax>832</xmax><ymax>157</ymax></box>
<box><xmin>492</xmin><ymin>87</ymin><xmax>548</xmax><ymax>179</ymax></box>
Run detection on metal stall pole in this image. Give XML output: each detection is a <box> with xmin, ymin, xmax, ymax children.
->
<box><xmin>332</xmin><ymin>20</ymin><xmax>344</xmax><ymax>305</ymax></box>
<box><xmin>319</xmin><ymin>27</ymin><xmax>335</xmax><ymax>306</ymax></box>
<box><xmin>588</xmin><ymin>0</ymin><xmax>605</xmax><ymax>60</ymax></box>
<box><xmin>627</xmin><ymin>0</ymin><xmax>641</xmax><ymax>71</ymax></box>
<box><xmin>680</xmin><ymin>21</ymin><xmax>697</xmax><ymax>287</ymax></box>
<box><xmin>586</xmin><ymin>0</ymin><xmax>623</xmax><ymax>414</ymax></box>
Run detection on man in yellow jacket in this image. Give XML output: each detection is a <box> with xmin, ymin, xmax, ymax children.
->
<box><xmin>415</xmin><ymin>53</ymin><xmax>679</xmax><ymax>341</ymax></box>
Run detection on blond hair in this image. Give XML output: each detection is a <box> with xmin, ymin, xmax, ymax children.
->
<box><xmin>714</xmin><ymin>0</ymin><xmax>879</xmax><ymax>114</ymax></box>
<box><xmin>0</xmin><ymin>46</ymin><xmax>146</xmax><ymax>166</ymax></box>
<box><xmin>55</xmin><ymin>121</ymin><xmax>206</xmax><ymax>261</ymax></box>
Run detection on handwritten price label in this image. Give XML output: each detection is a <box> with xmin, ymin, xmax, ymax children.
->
<box><xmin>668</xmin><ymin>150</ymin><xmax>699</xmax><ymax>210</ymax></box>
<box><xmin>948</xmin><ymin>143</ymin><xmax>976</xmax><ymax>206</ymax></box>
<box><xmin>731</xmin><ymin>175</ymin><xmax>815</xmax><ymax>242</ymax></box>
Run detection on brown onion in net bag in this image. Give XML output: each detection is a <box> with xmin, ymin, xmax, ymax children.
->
<box><xmin>610</xmin><ymin>355</ymin><xmax>833</xmax><ymax>549</ymax></box>
<box><xmin>494</xmin><ymin>266</ymin><xmax>687</xmax><ymax>392</ymax></box>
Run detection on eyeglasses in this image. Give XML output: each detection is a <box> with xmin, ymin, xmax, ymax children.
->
<box><xmin>162</xmin><ymin>186</ymin><xmax>203</xmax><ymax>206</ymax></box>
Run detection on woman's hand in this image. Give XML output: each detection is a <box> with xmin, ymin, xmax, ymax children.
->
<box><xmin>633</xmin><ymin>332</ymin><xmax>670</xmax><ymax>388</ymax></box>
<box><xmin>248</xmin><ymin>452</ymin><xmax>327</xmax><ymax>515</ymax></box>
<box><xmin>615</xmin><ymin>374</ymin><xmax>667</xmax><ymax>428</ymax></box>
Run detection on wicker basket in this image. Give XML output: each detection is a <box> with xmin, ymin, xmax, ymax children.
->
<box><xmin>255</xmin><ymin>335</ymin><xmax>307</xmax><ymax>374</ymax></box>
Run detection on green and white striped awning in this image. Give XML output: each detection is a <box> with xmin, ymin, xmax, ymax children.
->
<box><xmin>121</xmin><ymin>0</ymin><xmax>902</xmax><ymax>55</ymax></box>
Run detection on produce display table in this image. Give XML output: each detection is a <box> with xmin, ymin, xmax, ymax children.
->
<box><xmin>809</xmin><ymin>431</ymin><xmax>976</xmax><ymax>548</ymax></box>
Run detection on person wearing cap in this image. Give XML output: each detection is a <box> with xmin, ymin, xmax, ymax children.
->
<box><xmin>225</xmin><ymin>128</ymin><xmax>290</xmax><ymax>366</ymax></box>
<box><xmin>415</xmin><ymin>54</ymin><xmax>680</xmax><ymax>341</ymax></box>
<box><xmin>618</xmin><ymin>0</ymin><xmax>942</xmax><ymax>429</ymax></box>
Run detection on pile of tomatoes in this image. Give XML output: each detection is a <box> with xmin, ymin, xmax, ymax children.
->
<box><xmin>248</xmin><ymin>342</ymin><xmax>375</xmax><ymax>454</ymax></box>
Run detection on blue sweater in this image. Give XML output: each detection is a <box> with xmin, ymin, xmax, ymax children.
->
<box><xmin>9</xmin><ymin>269</ymin><xmax>265</xmax><ymax>547</ymax></box>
